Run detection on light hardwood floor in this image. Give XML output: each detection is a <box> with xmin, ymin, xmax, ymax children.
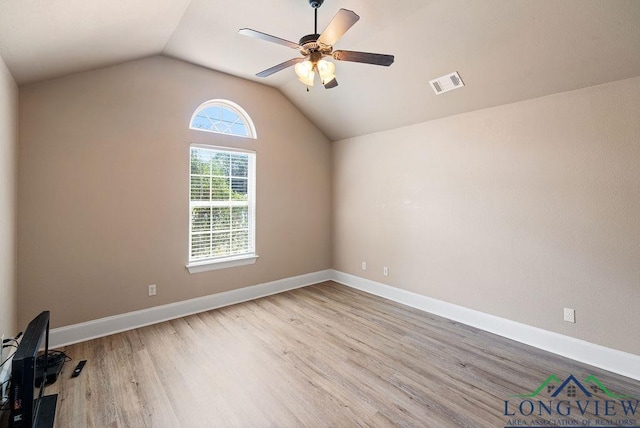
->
<box><xmin>44</xmin><ymin>281</ymin><xmax>638</xmax><ymax>427</ymax></box>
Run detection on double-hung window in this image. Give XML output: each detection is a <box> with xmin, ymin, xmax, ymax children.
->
<box><xmin>187</xmin><ymin>145</ymin><xmax>256</xmax><ymax>273</ymax></box>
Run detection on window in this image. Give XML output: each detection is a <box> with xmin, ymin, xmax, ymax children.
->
<box><xmin>187</xmin><ymin>145</ymin><xmax>257</xmax><ymax>273</ymax></box>
<box><xmin>189</xmin><ymin>99</ymin><xmax>257</xmax><ymax>139</ymax></box>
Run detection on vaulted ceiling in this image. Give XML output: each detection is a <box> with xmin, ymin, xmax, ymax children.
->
<box><xmin>1</xmin><ymin>0</ymin><xmax>640</xmax><ymax>141</ymax></box>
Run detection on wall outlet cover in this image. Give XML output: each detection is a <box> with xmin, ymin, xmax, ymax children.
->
<box><xmin>564</xmin><ymin>308</ymin><xmax>575</xmax><ymax>323</ymax></box>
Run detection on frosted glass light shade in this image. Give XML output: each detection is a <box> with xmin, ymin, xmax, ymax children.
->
<box><xmin>295</xmin><ymin>60</ymin><xmax>314</xmax><ymax>85</ymax></box>
<box><xmin>317</xmin><ymin>59</ymin><xmax>336</xmax><ymax>84</ymax></box>
<box><xmin>297</xmin><ymin>70</ymin><xmax>315</xmax><ymax>86</ymax></box>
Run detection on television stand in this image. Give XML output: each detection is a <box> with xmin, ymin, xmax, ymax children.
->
<box><xmin>35</xmin><ymin>394</ymin><xmax>57</xmax><ymax>428</ymax></box>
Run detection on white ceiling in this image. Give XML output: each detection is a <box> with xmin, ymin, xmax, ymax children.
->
<box><xmin>1</xmin><ymin>0</ymin><xmax>640</xmax><ymax>141</ymax></box>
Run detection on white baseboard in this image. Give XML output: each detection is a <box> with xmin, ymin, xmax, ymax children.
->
<box><xmin>331</xmin><ymin>270</ymin><xmax>640</xmax><ymax>381</ymax></box>
<box><xmin>50</xmin><ymin>270</ymin><xmax>333</xmax><ymax>348</ymax></box>
<box><xmin>50</xmin><ymin>268</ymin><xmax>640</xmax><ymax>382</ymax></box>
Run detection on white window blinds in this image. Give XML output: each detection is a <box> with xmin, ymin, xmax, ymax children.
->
<box><xmin>189</xmin><ymin>146</ymin><xmax>256</xmax><ymax>263</ymax></box>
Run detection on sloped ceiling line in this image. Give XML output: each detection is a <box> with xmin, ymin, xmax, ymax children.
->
<box><xmin>1</xmin><ymin>0</ymin><xmax>640</xmax><ymax>141</ymax></box>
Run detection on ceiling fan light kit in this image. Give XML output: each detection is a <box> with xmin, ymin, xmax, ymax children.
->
<box><xmin>239</xmin><ymin>0</ymin><xmax>394</xmax><ymax>90</ymax></box>
<box><xmin>295</xmin><ymin>52</ymin><xmax>336</xmax><ymax>87</ymax></box>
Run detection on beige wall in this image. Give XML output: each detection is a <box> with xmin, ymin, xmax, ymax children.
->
<box><xmin>18</xmin><ymin>56</ymin><xmax>332</xmax><ymax>329</ymax></box>
<box><xmin>0</xmin><ymin>54</ymin><xmax>18</xmax><ymax>337</ymax></box>
<box><xmin>333</xmin><ymin>76</ymin><xmax>640</xmax><ymax>355</ymax></box>
<box><xmin>15</xmin><ymin>52</ymin><xmax>640</xmax><ymax>357</ymax></box>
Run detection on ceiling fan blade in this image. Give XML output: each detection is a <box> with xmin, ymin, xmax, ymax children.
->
<box><xmin>332</xmin><ymin>50</ymin><xmax>395</xmax><ymax>67</ymax></box>
<box><xmin>256</xmin><ymin>57</ymin><xmax>306</xmax><ymax>78</ymax></box>
<box><xmin>239</xmin><ymin>28</ymin><xmax>301</xmax><ymax>50</ymax></box>
<box><xmin>317</xmin><ymin>9</ymin><xmax>360</xmax><ymax>47</ymax></box>
<box><xmin>324</xmin><ymin>78</ymin><xmax>338</xmax><ymax>89</ymax></box>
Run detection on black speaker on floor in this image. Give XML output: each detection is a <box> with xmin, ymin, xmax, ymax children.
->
<box><xmin>35</xmin><ymin>351</ymin><xmax>65</xmax><ymax>386</ymax></box>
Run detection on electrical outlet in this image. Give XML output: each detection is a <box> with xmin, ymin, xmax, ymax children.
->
<box><xmin>362</xmin><ymin>262</ymin><xmax>367</xmax><ymax>270</ymax></box>
<box><xmin>383</xmin><ymin>267</ymin><xmax>389</xmax><ymax>276</ymax></box>
<box><xmin>148</xmin><ymin>284</ymin><xmax>157</xmax><ymax>296</ymax></box>
<box><xmin>564</xmin><ymin>308</ymin><xmax>575</xmax><ymax>323</ymax></box>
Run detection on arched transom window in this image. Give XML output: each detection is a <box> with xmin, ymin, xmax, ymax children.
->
<box><xmin>189</xmin><ymin>99</ymin><xmax>256</xmax><ymax>139</ymax></box>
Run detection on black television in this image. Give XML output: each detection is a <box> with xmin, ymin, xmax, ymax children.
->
<box><xmin>9</xmin><ymin>311</ymin><xmax>57</xmax><ymax>428</ymax></box>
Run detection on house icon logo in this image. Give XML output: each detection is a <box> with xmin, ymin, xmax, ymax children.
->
<box><xmin>513</xmin><ymin>374</ymin><xmax>635</xmax><ymax>399</ymax></box>
<box><xmin>503</xmin><ymin>374</ymin><xmax>639</xmax><ymax>427</ymax></box>
<box><xmin>550</xmin><ymin>374</ymin><xmax>591</xmax><ymax>398</ymax></box>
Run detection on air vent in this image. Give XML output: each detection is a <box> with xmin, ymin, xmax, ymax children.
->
<box><xmin>429</xmin><ymin>71</ymin><xmax>464</xmax><ymax>95</ymax></box>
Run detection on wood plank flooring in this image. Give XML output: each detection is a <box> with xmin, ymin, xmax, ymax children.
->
<box><xmin>43</xmin><ymin>281</ymin><xmax>639</xmax><ymax>427</ymax></box>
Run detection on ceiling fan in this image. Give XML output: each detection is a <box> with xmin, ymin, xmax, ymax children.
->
<box><xmin>239</xmin><ymin>0</ymin><xmax>395</xmax><ymax>90</ymax></box>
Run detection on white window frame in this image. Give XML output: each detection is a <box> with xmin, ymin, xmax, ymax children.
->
<box><xmin>186</xmin><ymin>144</ymin><xmax>257</xmax><ymax>274</ymax></box>
<box><xmin>189</xmin><ymin>99</ymin><xmax>257</xmax><ymax>139</ymax></box>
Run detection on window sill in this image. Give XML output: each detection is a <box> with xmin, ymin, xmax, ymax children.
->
<box><xmin>186</xmin><ymin>254</ymin><xmax>259</xmax><ymax>274</ymax></box>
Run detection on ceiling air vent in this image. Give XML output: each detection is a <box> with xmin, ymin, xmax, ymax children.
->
<box><xmin>429</xmin><ymin>71</ymin><xmax>464</xmax><ymax>95</ymax></box>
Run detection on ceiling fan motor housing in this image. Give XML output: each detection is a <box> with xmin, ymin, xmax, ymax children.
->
<box><xmin>299</xmin><ymin>33</ymin><xmax>320</xmax><ymax>50</ymax></box>
<box><xmin>299</xmin><ymin>33</ymin><xmax>333</xmax><ymax>57</ymax></box>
